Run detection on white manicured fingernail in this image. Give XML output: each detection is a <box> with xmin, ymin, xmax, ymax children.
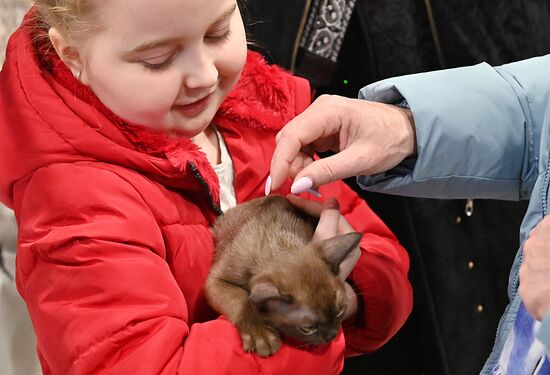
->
<box><xmin>264</xmin><ymin>175</ymin><xmax>272</xmax><ymax>196</ymax></box>
<box><xmin>291</xmin><ymin>177</ymin><xmax>313</xmax><ymax>194</ymax></box>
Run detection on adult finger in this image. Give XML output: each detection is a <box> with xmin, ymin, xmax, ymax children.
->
<box><xmin>270</xmin><ymin>96</ymin><xmax>343</xmax><ymax>190</ymax></box>
<box><xmin>287</xmin><ymin>152</ymin><xmax>315</xmax><ymax>181</ymax></box>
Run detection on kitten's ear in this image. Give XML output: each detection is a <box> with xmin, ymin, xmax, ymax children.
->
<box><xmin>320</xmin><ymin>232</ymin><xmax>362</xmax><ymax>272</ymax></box>
<box><xmin>249</xmin><ymin>281</ymin><xmax>281</xmax><ymax>304</ymax></box>
<box><xmin>249</xmin><ymin>278</ymin><xmax>293</xmax><ymax>314</ymax></box>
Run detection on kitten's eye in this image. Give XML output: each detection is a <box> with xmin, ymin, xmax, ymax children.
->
<box><xmin>299</xmin><ymin>325</ymin><xmax>318</xmax><ymax>335</ymax></box>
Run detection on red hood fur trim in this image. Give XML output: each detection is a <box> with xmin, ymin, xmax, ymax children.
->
<box><xmin>215</xmin><ymin>51</ymin><xmax>295</xmax><ymax>130</ymax></box>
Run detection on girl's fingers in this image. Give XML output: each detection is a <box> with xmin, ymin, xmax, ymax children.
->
<box><xmin>337</xmin><ymin>214</ymin><xmax>355</xmax><ymax>234</ymax></box>
<box><xmin>286</xmin><ymin>195</ymin><xmax>360</xmax><ymax>281</ymax></box>
<box><xmin>338</xmin><ymin>246</ymin><xmax>361</xmax><ymax>282</ymax></box>
<box><xmin>287</xmin><ymin>195</ymin><xmax>355</xmax><ymax>235</ymax></box>
<box><xmin>286</xmin><ymin>194</ymin><xmax>323</xmax><ymax>217</ymax></box>
<box><xmin>287</xmin><ymin>195</ymin><xmax>338</xmax><ymax>241</ymax></box>
<box><xmin>312</xmin><ymin>198</ymin><xmax>340</xmax><ymax>241</ymax></box>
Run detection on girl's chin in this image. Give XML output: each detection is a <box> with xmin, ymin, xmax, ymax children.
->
<box><xmin>166</xmin><ymin>121</ymin><xmax>212</xmax><ymax>138</ymax></box>
<box><xmin>169</xmin><ymin>112</ymin><xmax>215</xmax><ymax>135</ymax></box>
<box><xmin>125</xmin><ymin>114</ymin><xmax>213</xmax><ymax>138</ymax></box>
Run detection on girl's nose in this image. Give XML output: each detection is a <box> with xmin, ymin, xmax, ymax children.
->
<box><xmin>182</xmin><ymin>48</ymin><xmax>218</xmax><ymax>90</ymax></box>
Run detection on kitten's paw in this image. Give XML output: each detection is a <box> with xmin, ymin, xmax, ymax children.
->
<box><xmin>241</xmin><ymin>325</ymin><xmax>281</xmax><ymax>357</ymax></box>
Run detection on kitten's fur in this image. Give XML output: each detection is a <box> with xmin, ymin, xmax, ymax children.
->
<box><xmin>205</xmin><ymin>195</ymin><xmax>362</xmax><ymax>357</ymax></box>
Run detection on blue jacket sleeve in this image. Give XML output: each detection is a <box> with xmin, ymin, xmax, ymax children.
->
<box><xmin>357</xmin><ymin>55</ymin><xmax>550</xmax><ymax>200</ymax></box>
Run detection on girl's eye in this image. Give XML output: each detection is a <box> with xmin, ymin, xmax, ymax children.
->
<box><xmin>141</xmin><ymin>55</ymin><xmax>175</xmax><ymax>72</ymax></box>
<box><xmin>205</xmin><ymin>29</ymin><xmax>232</xmax><ymax>43</ymax></box>
<box><xmin>299</xmin><ymin>325</ymin><xmax>318</xmax><ymax>335</ymax></box>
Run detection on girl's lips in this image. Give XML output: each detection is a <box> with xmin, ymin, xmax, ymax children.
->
<box><xmin>175</xmin><ymin>93</ymin><xmax>212</xmax><ymax>116</ymax></box>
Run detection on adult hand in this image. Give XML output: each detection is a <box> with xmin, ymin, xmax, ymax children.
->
<box><xmin>519</xmin><ymin>215</ymin><xmax>550</xmax><ymax>321</ymax></box>
<box><xmin>267</xmin><ymin>95</ymin><xmax>416</xmax><ymax>194</ymax></box>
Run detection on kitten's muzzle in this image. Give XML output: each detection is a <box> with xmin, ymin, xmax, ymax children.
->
<box><xmin>320</xmin><ymin>328</ymin><xmax>338</xmax><ymax>343</ymax></box>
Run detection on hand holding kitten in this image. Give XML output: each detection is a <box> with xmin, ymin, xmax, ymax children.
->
<box><xmin>206</xmin><ymin>196</ymin><xmax>362</xmax><ymax>357</ymax></box>
<box><xmin>286</xmin><ymin>195</ymin><xmax>361</xmax><ymax>281</ymax></box>
<box><xmin>287</xmin><ymin>195</ymin><xmax>361</xmax><ymax>321</ymax></box>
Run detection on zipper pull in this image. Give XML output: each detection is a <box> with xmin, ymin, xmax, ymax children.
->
<box><xmin>465</xmin><ymin>199</ymin><xmax>474</xmax><ymax>217</ymax></box>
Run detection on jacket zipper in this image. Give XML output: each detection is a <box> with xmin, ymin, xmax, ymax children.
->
<box><xmin>290</xmin><ymin>0</ymin><xmax>313</xmax><ymax>72</ymax></box>
<box><xmin>188</xmin><ymin>162</ymin><xmax>223</xmax><ymax>216</ymax></box>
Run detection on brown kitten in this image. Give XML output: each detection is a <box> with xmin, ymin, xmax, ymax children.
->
<box><xmin>205</xmin><ymin>195</ymin><xmax>362</xmax><ymax>357</ymax></box>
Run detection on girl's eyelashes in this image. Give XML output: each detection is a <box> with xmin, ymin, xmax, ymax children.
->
<box><xmin>139</xmin><ymin>29</ymin><xmax>231</xmax><ymax>72</ymax></box>
<box><xmin>205</xmin><ymin>29</ymin><xmax>232</xmax><ymax>43</ymax></box>
<box><xmin>140</xmin><ymin>54</ymin><xmax>176</xmax><ymax>72</ymax></box>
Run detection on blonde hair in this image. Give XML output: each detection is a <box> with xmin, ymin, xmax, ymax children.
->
<box><xmin>33</xmin><ymin>0</ymin><xmax>101</xmax><ymax>43</ymax></box>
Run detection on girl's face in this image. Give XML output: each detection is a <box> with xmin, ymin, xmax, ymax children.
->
<box><xmin>77</xmin><ymin>0</ymin><xmax>247</xmax><ymax>137</ymax></box>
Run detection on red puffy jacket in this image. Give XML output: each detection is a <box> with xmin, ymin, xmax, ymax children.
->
<box><xmin>0</xmin><ymin>12</ymin><xmax>412</xmax><ymax>375</ymax></box>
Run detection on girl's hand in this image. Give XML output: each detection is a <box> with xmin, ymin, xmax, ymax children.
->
<box><xmin>286</xmin><ymin>195</ymin><xmax>361</xmax><ymax>281</ymax></box>
<box><xmin>287</xmin><ymin>195</ymin><xmax>361</xmax><ymax>322</ymax></box>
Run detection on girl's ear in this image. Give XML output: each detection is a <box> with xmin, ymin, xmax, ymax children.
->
<box><xmin>48</xmin><ymin>28</ymin><xmax>84</xmax><ymax>79</ymax></box>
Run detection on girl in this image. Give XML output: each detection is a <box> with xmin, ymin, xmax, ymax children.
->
<box><xmin>0</xmin><ymin>0</ymin><xmax>412</xmax><ymax>373</ymax></box>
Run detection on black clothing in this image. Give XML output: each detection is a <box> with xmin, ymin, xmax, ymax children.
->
<box><xmin>243</xmin><ymin>1</ymin><xmax>550</xmax><ymax>374</ymax></box>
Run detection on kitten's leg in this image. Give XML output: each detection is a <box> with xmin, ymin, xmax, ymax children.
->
<box><xmin>238</xmin><ymin>300</ymin><xmax>282</xmax><ymax>357</ymax></box>
<box><xmin>207</xmin><ymin>278</ymin><xmax>281</xmax><ymax>357</ymax></box>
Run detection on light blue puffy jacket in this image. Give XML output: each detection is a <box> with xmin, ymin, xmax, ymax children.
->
<box><xmin>357</xmin><ymin>54</ymin><xmax>550</xmax><ymax>373</ymax></box>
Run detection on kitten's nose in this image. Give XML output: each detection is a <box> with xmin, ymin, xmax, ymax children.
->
<box><xmin>322</xmin><ymin>329</ymin><xmax>338</xmax><ymax>342</ymax></box>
